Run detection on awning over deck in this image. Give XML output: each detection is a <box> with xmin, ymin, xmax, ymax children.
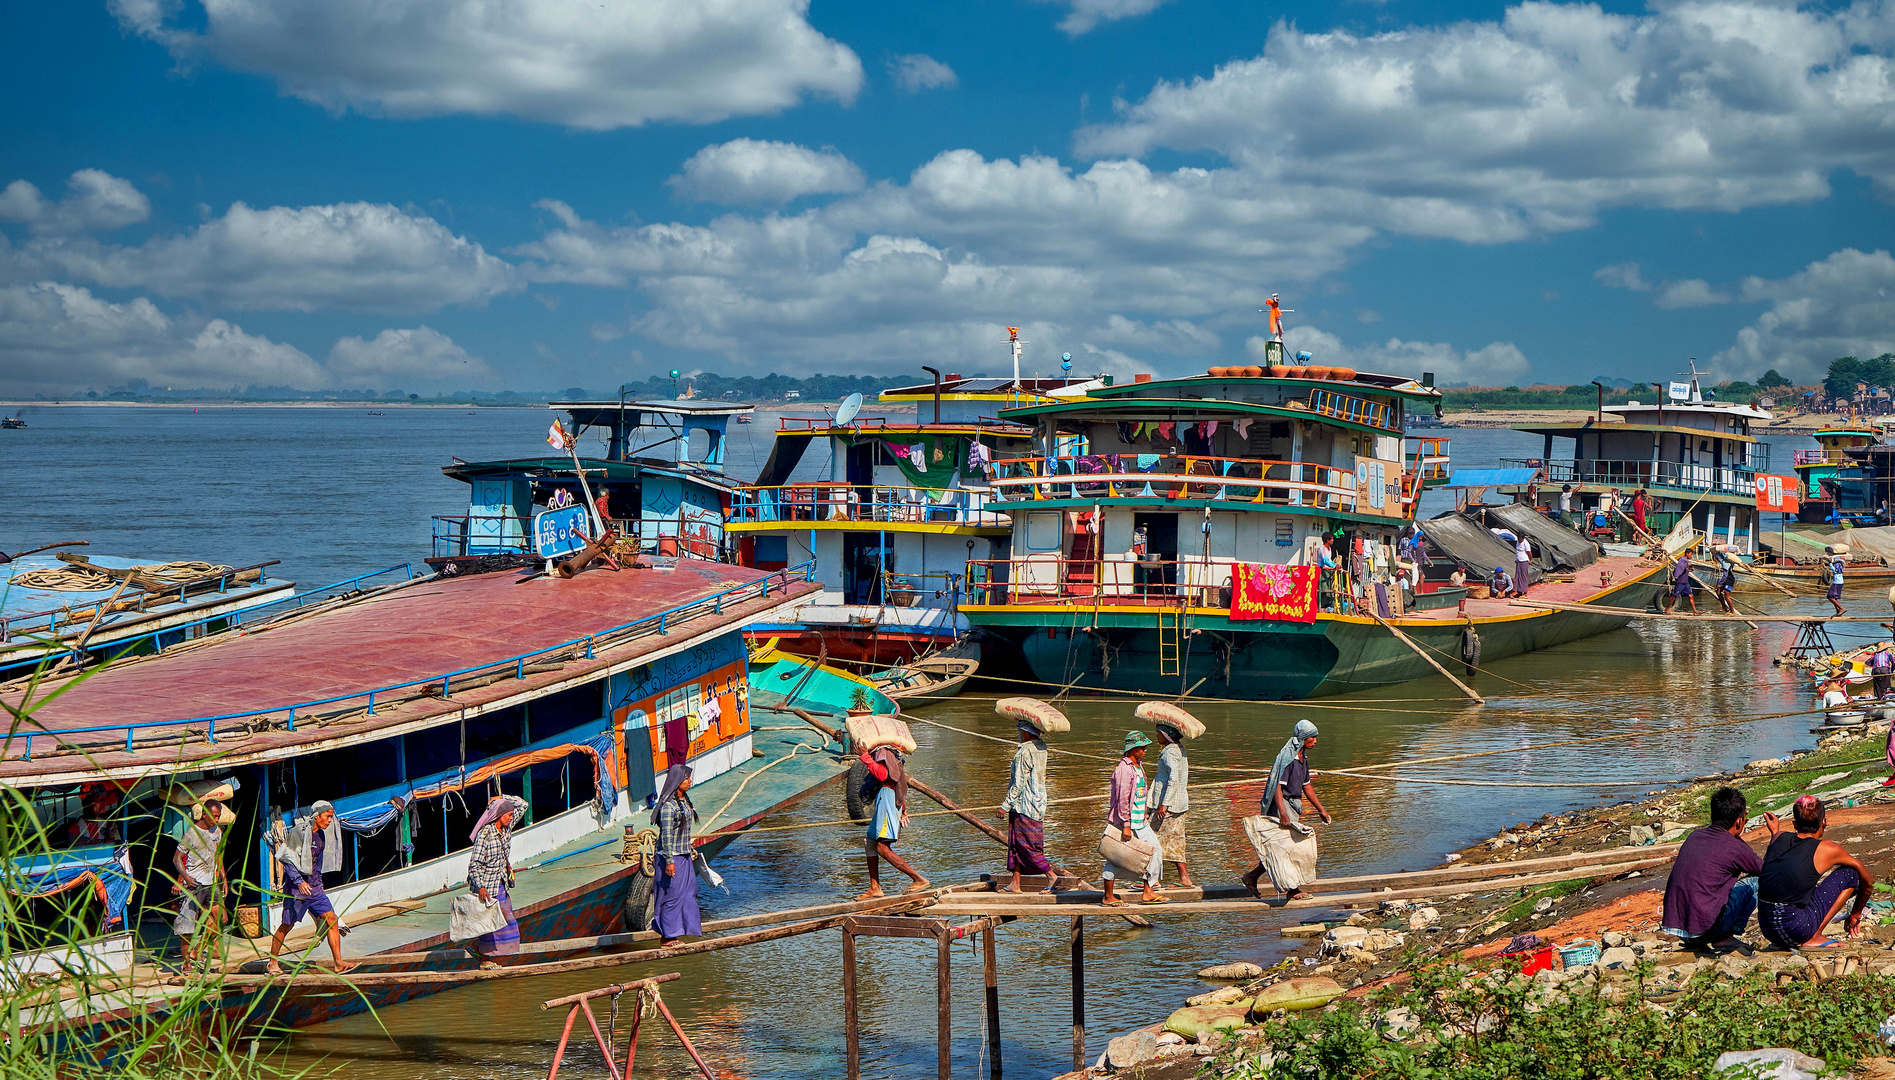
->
<box><xmin>1443</xmin><ymin>467</ymin><xmax>1539</xmax><ymax>489</ymax></box>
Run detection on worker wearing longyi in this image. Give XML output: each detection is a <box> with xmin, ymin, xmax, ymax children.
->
<box><xmin>1243</xmin><ymin>720</ymin><xmax>1331</xmax><ymax>901</ymax></box>
<box><xmin>1147</xmin><ymin>721</ymin><xmax>1193</xmax><ymax>889</ymax></box>
<box><xmin>1100</xmin><ymin>731</ymin><xmax>1166</xmax><ymax>907</ymax></box>
<box><xmin>999</xmin><ymin>719</ymin><xmax>1054</xmax><ymax>894</ymax></box>
<box><xmin>857</xmin><ymin>743</ymin><xmax>928</xmax><ymax>899</ymax></box>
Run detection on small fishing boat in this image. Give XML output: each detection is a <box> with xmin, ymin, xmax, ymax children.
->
<box><xmin>2</xmin><ymin>415</ymin><xmax>25</xmax><ymax>429</ymax></box>
<box><xmin>868</xmin><ymin>650</ymin><xmax>979</xmax><ymax>708</ymax></box>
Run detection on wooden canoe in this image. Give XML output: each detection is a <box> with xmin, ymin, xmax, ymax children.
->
<box><xmin>868</xmin><ymin>654</ymin><xmax>978</xmax><ymax>708</ymax></box>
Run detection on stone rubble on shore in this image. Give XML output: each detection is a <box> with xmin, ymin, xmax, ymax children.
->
<box><xmin>1069</xmin><ymin>726</ymin><xmax>1895</xmax><ymax>1079</ymax></box>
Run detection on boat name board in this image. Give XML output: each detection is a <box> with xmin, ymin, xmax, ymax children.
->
<box><xmin>534</xmin><ymin>506</ymin><xmax>594</xmax><ymax>558</ymax></box>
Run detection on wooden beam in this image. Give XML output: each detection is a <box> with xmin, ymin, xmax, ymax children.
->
<box><xmin>1368</xmin><ymin>611</ymin><xmax>1484</xmax><ymax>703</ymax></box>
<box><xmin>1070</xmin><ymin>915</ymin><xmax>1085</xmax><ymax>1072</ymax></box>
<box><xmin>539</xmin><ymin>971</ymin><xmax>680</xmax><ymax>1009</ymax></box>
<box><xmin>937</xmin><ymin>924</ymin><xmax>952</xmax><ymax>1080</ymax></box>
<box><xmin>845</xmin><ymin>914</ymin><xmax>948</xmax><ymax>940</ymax></box>
<box><xmin>983</xmin><ymin>924</ymin><xmax>1002</xmax><ymax>1080</ymax></box>
<box><xmin>1509</xmin><ymin>598</ymin><xmax>1891</xmax><ymax>622</ymax></box>
<box><xmin>843</xmin><ymin>923</ymin><xmax>861</xmax><ymax>1080</ymax></box>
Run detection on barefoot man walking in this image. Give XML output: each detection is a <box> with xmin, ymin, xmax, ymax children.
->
<box><xmin>857</xmin><ymin>743</ymin><xmax>928</xmax><ymax>898</ymax></box>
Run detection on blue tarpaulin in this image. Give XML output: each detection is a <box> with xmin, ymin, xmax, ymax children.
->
<box><xmin>11</xmin><ymin>847</ymin><xmax>135</xmax><ymax>928</ymax></box>
<box><xmin>1443</xmin><ymin>468</ymin><xmax>1539</xmax><ymax>489</ymax></box>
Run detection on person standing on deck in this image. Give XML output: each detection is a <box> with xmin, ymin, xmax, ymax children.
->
<box><xmin>1631</xmin><ymin>489</ymin><xmax>1649</xmax><ymax>537</ymax></box>
<box><xmin>466</xmin><ymin>794</ymin><xmax>527</xmax><ymax>968</ymax></box>
<box><xmin>1757</xmin><ymin>796</ymin><xmax>1874</xmax><ymax>948</ymax></box>
<box><xmin>651</xmin><ymin>767</ymin><xmax>701</xmax><ymax>947</ymax></box>
<box><xmin>1147</xmin><ymin>723</ymin><xmax>1193</xmax><ymax>888</ymax></box>
<box><xmin>1558</xmin><ymin>484</ymin><xmax>1574</xmax><ymax>526</ymax></box>
<box><xmin>1662</xmin><ymin>553</ymin><xmax>1699</xmax><ymax>615</ymax></box>
<box><xmin>1243</xmin><ymin>720</ymin><xmax>1332</xmax><ymax>901</ymax></box>
<box><xmin>1000</xmin><ymin>720</ymin><xmax>1055</xmax><ymax>894</ymax></box>
<box><xmin>1512</xmin><ymin>534</ymin><xmax>1534</xmax><ymax>598</ymax></box>
<box><xmin>1827</xmin><ymin>553</ymin><xmax>1848</xmax><ymax>616</ymax></box>
<box><xmin>1875</xmin><ymin>645</ymin><xmax>1895</xmax><ymax>702</ymax></box>
<box><xmin>266</xmin><ymin>800</ymin><xmax>355</xmax><ymax>975</ymax></box>
<box><xmin>173</xmin><ymin>801</ymin><xmax>228</xmax><ymax>972</ymax></box>
<box><xmin>857</xmin><ymin>745</ymin><xmax>928</xmax><ymax>898</ymax></box>
<box><xmin>1101</xmin><ymin>731</ymin><xmax>1167</xmax><ymax>906</ymax></box>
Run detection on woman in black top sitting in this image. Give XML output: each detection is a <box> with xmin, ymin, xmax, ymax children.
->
<box><xmin>1757</xmin><ymin>795</ymin><xmax>1875</xmax><ymax>948</ymax></box>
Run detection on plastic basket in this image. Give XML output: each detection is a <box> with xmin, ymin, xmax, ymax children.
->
<box><xmin>1518</xmin><ymin>946</ymin><xmax>1556</xmax><ymax>976</ymax></box>
<box><xmin>1558</xmin><ymin>940</ymin><xmax>1600</xmax><ymax>968</ymax></box>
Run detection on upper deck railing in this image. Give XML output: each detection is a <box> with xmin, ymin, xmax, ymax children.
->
<box><xmin>985</xmin><ymin>454</ymin><xmax>1367</xmax><ymax>511</ymax></box>
<box><xmin>1795</xmin><ymin>449</ymin><xmax>1860</xmax><ymax>467</ymax></box>
<box><xmin>4</xmin><ymin>562</ymin><xmax>817</xmax><ymax>764</ymax></box>
<box><xmin>1503</xmin><ymin>458</ymin><xmax>1758</xmax><ymax>497</ymax></box>
<box><xmin>432</xmin><ymin>514</ymin><xmax>721</xmax><ymax>559</ymax></box>
<box><xmin>728</xmin><ymin>483</ymin><xmax>1009</xmax><ymax>528</ymax></box>
<box><xmin>1308</xmin><ymin>388</ymin><xmax>1400</xmax><ymax>431</ymax></box>
<box><xmin>1404</xmin><ymin>437</ymin><xmax>1452</xmax><ymax>484</ymax></box>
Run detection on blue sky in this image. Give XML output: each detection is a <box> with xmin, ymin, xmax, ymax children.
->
<box><xmin>1</xmin><ymin>0</ymin><xmax>1891</xmax><ymax>396</ymax></box>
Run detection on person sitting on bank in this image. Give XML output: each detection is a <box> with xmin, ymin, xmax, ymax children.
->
<box><xmin>1147</xmin><ymin>722</ymin><xmax>1193</xmax><ymax>889</ymax></box>
<box><xmin>1758</xmin><ymin>795</ymin><xmax>1875</xmax><ymax>949</ymax></box>
<box><xmin>466</xmin><ymin>794</ymin><xmax>528</xmax><ymax>968</ymax></box>
<box><xmin>1101</xmin><ymin>731</ymin><xmax>1167</xmax><ymax>907</ymax></box>
<box><xmin>267</xmin><ymin>799</ymin><xmax>356</xmax><ymax>974</ymax></box>
<box><xmin>651</xmin><ymin>766</ymin><xmax>701</xmax><ymax>948</ymax></box>
<box><xmin>858</xmin><ymin>744</ymin><xmax>929</xmax><ymax>899</ymax></box>
<box><xmin>1243</xmin><ymin>720</ymin><xmax>1332</xmax><ymax>901</ymax></box>
<box><xmin>1000</xmin><ymin>719</ymin><xmax>1055</xmax><ymax>894</ymax></box>
<box><xmin>1660</xmin><ymin>787</ymin><xmax>1777</xmax><ymax>956</ymax></box>
<box><xmin>174</xmin><ymin>800</ymin><xmax>229</xmax><ymax>973</ymax></box>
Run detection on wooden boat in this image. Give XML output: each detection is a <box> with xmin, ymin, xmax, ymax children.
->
<box><xmin>869</xmin><ymin>651</ymin><xmax>979</xmax><ymax>707</ymax></box>
<box><xmin>2</xmin><ymin>414</ymin><xmax>25</xmax><ymax>429</ymax></box>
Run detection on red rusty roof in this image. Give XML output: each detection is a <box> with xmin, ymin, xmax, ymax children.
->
<box><xmin>3</xmin><ymin>560</ymin><xmax>817</xmax><ymax>786</ymax></box>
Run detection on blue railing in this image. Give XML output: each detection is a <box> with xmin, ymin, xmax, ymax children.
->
<box><xmin>7</xmin><ymin>561</ymin><xmax>816</xmax><ymax>762</ymax></box>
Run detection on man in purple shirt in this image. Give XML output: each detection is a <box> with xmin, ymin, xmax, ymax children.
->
<box><xmin>1661</xmin><ymin>787</ymin><xmax>1782</xmax><ymax>956</ymax></box>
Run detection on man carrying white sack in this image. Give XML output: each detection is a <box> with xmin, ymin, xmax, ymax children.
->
<box><xmin>1100</xmin><ymin>731</ymin><xmax>1167</xmax><ymax>906</ymax></box>
<box><xmin>1243</xmin><ymin>719</ymin><xmax>1332</xmax><ymax>902</ymax></box>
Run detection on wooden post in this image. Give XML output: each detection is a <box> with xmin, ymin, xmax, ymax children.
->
<box><xmin>983</xmin><ymin>925</ymin><xmax>1002</xmax><ymax>1078</ymax></box>
<box><xmin>937</xmin><ymin>926</ymin><xmax>952</xmax><ymax>1080</ymax></box>
<box><xmin>842</xmin><ymin>923</ymin><xmax>861</xmax><ymax>1080</ymax></box>
<box><xmin>1070</xmin><ymin>915</ymin><xmax>1085</xmax><ymax>1071</ymax></box>
<box><xmin>1367</xmin><ymin>611</ymin><xmax>1484</xmax><ymax>704</ymax></box>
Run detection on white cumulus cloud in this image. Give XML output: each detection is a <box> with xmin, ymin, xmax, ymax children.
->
<box><xmin>668</xmin><ymin>140</ymin><xmax>866</xmax><ymax>205</ymax></box>
<box><xmin>326</xmin><ymin>325</ymin><xmax>492</xmax><ymax>385</ymax></box>
<box><xmin>0</xmin><ymin>170</ymin><xmax>151</xmax><ymax>235</ymax></box>
<box><xmin>4</xmin><ymin>201</ymin><xmax>518</xmax><ymax>314</ymax></box>
<box><xmin>108</xmin><ymin>0</ymin><xmax>863</xmax><ymax>130</ymax></box>
<box><xmin>1249</xmin><ymin>326</ymin><xmax>1530</xmax><ymax>386</ymax></box>
<box><xmin>1655</xmin><ymin>279</ymin><xmax>1732</xmax><ymax>309</ymax></box>
<box><xmin>1714</xmin><ymin>248</ymin><xmax>1895</xmax><ymax>380</ymax></box>
<box><xmin>1040</xmin><ymin>0</ymin><xmax>1178</xmax><ymax>37</ymax></box>
<box><xmin>0</xmin><ymin>281</ymin><xmax>325</xmax><ymax>393</ymax></box>
<box><xmin>888</xmin><ymin>54</ymin><xmax>958</xmax><ymax>93</ymax></box>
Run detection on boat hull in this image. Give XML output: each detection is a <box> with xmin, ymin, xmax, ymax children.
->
<box><xmin>970</xmin><ymin>576</ymin><xmax>1668</xmax><ymax>699</ymax></box>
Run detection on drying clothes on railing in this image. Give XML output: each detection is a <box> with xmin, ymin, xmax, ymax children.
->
<box><xmin>11</xmin><ymin>849</ymin><xmax>135</xmax><ymax>928</ymax></box>
<box><xmin>966</xmin><ymin>442</ymin><xmax>992</xmax><ymax>471</ymax></box>
<box><xmin>1136</xmin><ymin>454</ymin><xmax>1161</xmax><ymax>471</ymax></box>
<box><xmin>1234</xmin><ymin>418</ymin><xmax>1252</xmax><ymax>439</ymax></box>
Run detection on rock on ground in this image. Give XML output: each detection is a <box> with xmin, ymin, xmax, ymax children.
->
<box><xmin>1197</xmin><ymin>961</ymin><xmax>1264</xmax><ymax>980</ymax></box>
<box><xmin>1106</xmin><ymin>1030</ymin><xmax>1160</xmax><ymax>1069</ymax></box>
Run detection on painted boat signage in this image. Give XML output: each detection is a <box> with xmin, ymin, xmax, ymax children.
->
<box><xmin>534</xmin><ymin>505</ymin><xmax>593</xmax><ymax>558</ymax></box>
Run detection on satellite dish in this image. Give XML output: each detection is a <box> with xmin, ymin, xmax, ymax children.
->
<box><xmin>836</xmin><ymin>392</ymin><xmax>864</xmax><ymax>426</ymax></box>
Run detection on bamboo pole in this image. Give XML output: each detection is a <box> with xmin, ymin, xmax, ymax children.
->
<box><xmin>1367</xmin><ymin>611</ymin><xmax>1485</xmax><ymax>704</ymax></box>
<box><xmin>983</xmin><ymin>925</ymin><xmax>1002</xmax><ymax>1079</ymax></box>
<box><xmin>539</xmin><ymin>971</ymin><xmax>680</xmax><ymax>1009</ymax></box>
<box><xmin>1070</xmin><ymin>915</ymin><xmax>1085</xmax><ymax>1072</ymax></box>
<box><xmin>1510</xmin><ymin>598</ymin><xmax>1889</xmax><ymax>622</ymax></box>
<box><xmin>843</xmin><ymin>924</ymin><xmax>861</xmax><ymax>1080</ymax></box>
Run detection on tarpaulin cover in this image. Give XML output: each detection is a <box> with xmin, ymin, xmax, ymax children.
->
<box><xmin>841</xmin><ymin>431</ymin><xmax>970</xmax><ymax>488</ymax></box>
<box><xmin>1421</xmin><ymin>512</ymin><xmax>1543</xmax><ymax>587</ymax></box>
<box><xmin>10</xmin><ymin>848</ymin><xmax>134</xmax><ymax>928</ymax></box>
<box><xmin>1484</xmin><ymin>504</ymin><xmax>1599</xmax><ymax>571</ymax></box>
<box><xmin>1229</xmin><ymin>564</ymin><xmax>1319</xmax><ymax>622</ymax></box>
<box><xmin>1827</xmin><ymin>526</ymin><xmax>1895</xmax><ymax>565</ymax></box>
<box><xmin>1443</xmin><ymin>468</ymin><xmax>1539</xmax><ymax>489</ymax></box>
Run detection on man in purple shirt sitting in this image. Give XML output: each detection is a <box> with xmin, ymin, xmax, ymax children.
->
<box><xmin>1660</xmin><ymin>787</ymin><xmax>1783</xmax><ymax>956</ymax></box>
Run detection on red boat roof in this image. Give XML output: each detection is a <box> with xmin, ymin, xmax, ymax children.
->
<box><xmin>2</xmin><ymin>560</ymin><xmax>817</xmax><ymax>786</ymax></box>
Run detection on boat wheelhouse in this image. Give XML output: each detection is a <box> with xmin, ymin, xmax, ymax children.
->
<box><xmin>431</xmin><ymin>400</ymin><xmax>751</xmax><ymax>571</ymax></box>
<box><xmin>1502</xmin><ymin>368</ymin><xmax>1771</xmax><ymax>550</ymax></box>
<box><xmin>728</xmin><ymin>371</ymin><xmax>1098</xmax><ymax>664</ymax></box>
<box><xmin>1793</xmin><ymin>422</ymin><xmax>1886</xmax><ymax>523</ymax></box>
<box><xmin>5</xmin><ymin>556</ymin><xmax>842</xmax><ymax>1030</ymax></box>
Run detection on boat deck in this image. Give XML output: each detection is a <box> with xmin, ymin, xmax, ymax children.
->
<box><xmin>2</xmin><ymin>560</ymin><xmax>819</xmax><ymax>784</ymax></box>
<box><xmin>1397</xmin><ymin>554</ymin><xmax>1657</xmax><ymax>622</ymax></box>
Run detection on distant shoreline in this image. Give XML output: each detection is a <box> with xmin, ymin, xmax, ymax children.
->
<box><xmin>0</xmin><ymin>400</ymin><xmax>538</xmax><ymax>410</ymax></box>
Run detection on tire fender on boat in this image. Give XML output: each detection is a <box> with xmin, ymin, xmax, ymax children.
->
<box><xmin>844</xmin><ymin>757</ymin><xmax>873</xmax><ymax>821</ymax></box>
<box><xmin>1460</xmin><ymin>625</ymin><xmax>1482</xmax><ymax>676</ymax></box>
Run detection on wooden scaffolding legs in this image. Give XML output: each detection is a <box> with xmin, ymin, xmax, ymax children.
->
<box><xmin>1071</xmin><ymin>915</ymin><xmax>1085</xmax><ymax>1072</ymax></box>
<box><xmin>540</xmin><ymin>972</ymin><xmax>714</xmax><ymax>1080</ymax></box>
<box><xmin>840</xmin><ymin>915</ymin><xmax>1009</xmax><ymax>1080</ymax></box>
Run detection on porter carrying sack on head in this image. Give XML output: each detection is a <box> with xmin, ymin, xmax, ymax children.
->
<box><xmin>448</xmin><ymin>892</ymin><xmax>507</xmax><ymax>942</ymax></box>
<box><xmin>1099</xmin><ymin>828</ymin><xmax>1157</xmax><ymax>872</ymax></box>
<box><xmin>846</xmin><ymin>714</ymin><xmax>917</xmax><ymax>755</ymax></box>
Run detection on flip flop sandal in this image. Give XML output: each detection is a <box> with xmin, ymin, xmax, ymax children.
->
<box><xmin>1285</xmin><ymin>890</ymin><xmax>1315</xmax><ymax>901</ymax></box>
<box><xmin>1140</xmin><ymin>896</ymin><xmax>1173</xmax><ymax>906</ymax></box>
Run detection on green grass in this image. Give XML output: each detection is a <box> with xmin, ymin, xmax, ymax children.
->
<box><xmin>1675</xmin><ymin>730</ymin><xmax>1886</xmax><ymax>823</ymax></box>
<box><xmin>1496</xmin><ymin>877</ymin><xmax>1593</xmax><ymax>924</ymax></box>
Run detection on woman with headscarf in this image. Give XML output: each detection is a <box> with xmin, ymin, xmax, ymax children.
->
<box><xmin>1000</xmin><ymin>718</ymin><xmax>1054</xmax><ymax>894</ymax></box>
<box><xmin>650</xmin><ymin>765</ymin><xmax>701</xmax><ymax>947</ymax></box>
<box><xmin>1242</xmin><ymin>720</ymin><xmax>1332</xmax><ymax>901</ymax></box>
<box><xmin>466</xmin><ymin>793</ymin><xmax>527</xmax><ymax>967</ymax></box>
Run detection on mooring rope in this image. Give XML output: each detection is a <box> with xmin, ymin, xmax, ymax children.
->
<box><xmin>8</xmin><ymin>560</ymin><xmax>231</xmax><ymax>592</ymax></box>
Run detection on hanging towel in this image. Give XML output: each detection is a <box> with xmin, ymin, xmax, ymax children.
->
<box><xmin>1198</xmin><ymin>421</ymin><xmax>1217</xmax><ymax>440</ymax></box>
<box><xmin>1157</xmin><ymin>422</ymin><xmax>1175</xmax><ymax>441</ymax></box>
<box><xmin>910</xmin><ymin>443</ymin><xmax>928</xmax><ymax>462</ymax></box>
<box><xmin>1138</xmin><ymin>482</ymin><xmax>1157</xmax><ymax>498</ymax></box>
<box><xmin>1234</xmin><ymin>418</ymin><xmax>1251</xmax><ymax>439</ymax></box>
<box><xmin>885</xmin><ymin>441</ymin><xmax>910</xmax><ymax>459</ymax></box>
<box><xmin>1136</xmin><ymin>454</ymin><xmax>1160</xmax><ymax>471</ymax></box>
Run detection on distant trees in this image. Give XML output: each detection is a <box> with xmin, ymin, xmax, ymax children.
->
<box><xmin>1822</xmin><ymin>355</ymin><xmax>1895</xmax><ymax>401</ymax></box>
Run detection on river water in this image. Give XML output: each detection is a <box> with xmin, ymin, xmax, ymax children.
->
<box><xmin>4</xmin><ymin>405</ymin><xmax>1868</xmax><ymax>1079</ymax></box>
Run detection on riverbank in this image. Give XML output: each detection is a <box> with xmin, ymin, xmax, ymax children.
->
<box><xmin>1072</xmin><ymin>724</ymin><xmax>1895</xmax><ymax>1079</ymax></box>
<box><xmin>1443</xmin><ymin>407</ymin><xmax>1842</xmax><ymax>434</ymax></box>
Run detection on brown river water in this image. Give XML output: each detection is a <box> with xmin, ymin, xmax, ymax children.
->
<box><xmin>5</xmin><ymin>407</ymin><xmax>1852</xmax><ymax>1077</ymax></box>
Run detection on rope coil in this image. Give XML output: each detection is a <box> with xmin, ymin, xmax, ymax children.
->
<box><xmin>9</xmin><ymin>560</ymin><xmax>232</xmax><ymax>592</ymax></box>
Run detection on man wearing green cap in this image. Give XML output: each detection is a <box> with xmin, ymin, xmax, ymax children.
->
<box><xmin>1102</xmin><ymin>731</ymin><xmax>1167</xmax><ymax>906</ymax></box>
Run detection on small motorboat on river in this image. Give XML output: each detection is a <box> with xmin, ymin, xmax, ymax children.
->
<box><xmin>868</xmin><ymin>649</ymin><xmax>979</xmax><ymax>708</ymax></box>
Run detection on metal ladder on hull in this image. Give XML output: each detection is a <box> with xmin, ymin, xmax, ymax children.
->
<box><xmin>1157</xmin><ymin>605</ymin><xmax>1184</xmax><ymax>676</ymax></box>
